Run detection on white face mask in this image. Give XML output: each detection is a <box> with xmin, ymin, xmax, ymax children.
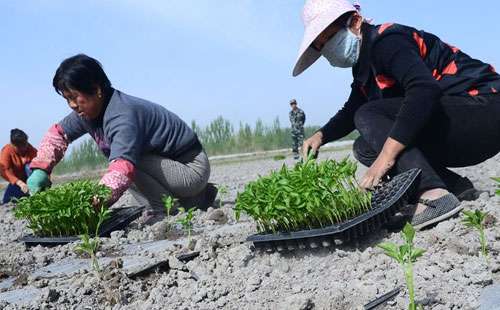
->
<box><xmin>321</xmin><ymin>27</ymin><xmax>361</xmax><ymax>68</ymax></box>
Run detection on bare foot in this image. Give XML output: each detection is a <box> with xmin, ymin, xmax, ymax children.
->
<box><xmin>414</xmin><ymin>188</ymin><xmax>449</xmax><ymax>215</ymax></box>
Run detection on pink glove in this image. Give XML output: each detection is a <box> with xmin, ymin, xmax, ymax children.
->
<box><xmin>30</xmin><ymin>124</ymin><xmax>69</xmax><ymax>173</ymax></box>
<box><xmin>100</xmin><ymin>159</ymin><xmax>135</xmax><ymax>205</ymax></box>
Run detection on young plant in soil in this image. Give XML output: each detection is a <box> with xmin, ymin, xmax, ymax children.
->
<box><xmin>74</xmin><ymin>207</ymin><xmax>111</xmax><ymax>274</ymax></box>
<box><xmin>234</xmin><ymin>156</ymin><xmax>371</xmax><ymax>233</ymax></box>
<box><xmin>162</xmin><ymin>195</ymin><xmax>177</xmax><ymax>222</ymax></box>
<box><xmin>14</xmin><ymin>180</ymin><xmax>111</xmax><ymax>237</ymax></box>
<box><xmin>177</xmin><ymin>207</ymin><xmax>195</xmax><ymax>242</ymax></box>
<box><xmin>462</xmin><ymin>210</ymin><xmax>489</xmax><ymax>258</ymax></box>
<box><xmin>217</xmin><ymin>185</ymin><xmax>229</xmax><ymax>208</ymax></box>
<box><xmin>378</xmin><ymin>223</ymin><xmax>425</xmax><ymax>310</ymax></box>
<box><xmin>162</xmin><ymin>195</ymin><xmax>178</xmax><ymax>234</ymax></box>
<box><xmin>493</xmin><ymin>177</ymin><xmax>500</xmax><ymax>196</ymax></box>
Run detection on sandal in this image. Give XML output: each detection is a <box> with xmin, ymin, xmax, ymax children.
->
<box><xmin>411</xmin><ymin>193</ymin><xmax>462</xmax><ymax>230</ymax></box>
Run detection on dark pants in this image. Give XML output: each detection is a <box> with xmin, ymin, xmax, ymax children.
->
<box><xmin>2</xmin><ymin>164</ymin><xmax>31</xmax><ymax>204</ymax></box>
<box><xmin>352</xmin><ymin>94</ymin><xmax>500</xmax><ymax>194</ymax></box>
<box><xmin>2</xmin><ymin>184</ymin><xmax>27</xmax><ymax>204</ymax></box>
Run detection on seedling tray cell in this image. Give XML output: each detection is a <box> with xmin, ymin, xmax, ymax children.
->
<box><xmin>247</xmin><ymin>168</ymin><xmax>421</xmax><ymax>251</ymax></box>
<box><xmin>21</xmin><ymin>206</ymin><xmax>144</xmax><ymax>247</ymax></box>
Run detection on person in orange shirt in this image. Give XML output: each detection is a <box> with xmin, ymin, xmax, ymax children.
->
<box><xmin>0</xmin><ymin>129</ymin><xmax>37</xmax><ymax>203</ymax></box>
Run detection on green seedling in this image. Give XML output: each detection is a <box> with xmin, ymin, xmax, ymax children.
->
<box><xmin>217</xmin><ymin>185</ymin><xmax>229</xmax><ymax>208</ymax></box>
<box><xmin>14</xmin><ymin>180</ymin><xmax>111</xmax><ymax>237</ymax></box>
<box><xmin>492</xmin><ymin>177</ymin><xmax>500</xmax><ymax>196</ymax></box>
<box><xmin>378</xmin><ymin>223</ymin><xmax>425</xmax><ymax>310</ymax></box>
<box><xmin>273</xmin><ymin>154</ymin><xmax>286</xmax><ymax>161</ymax></box>
<box><xmin>462</xmin><ymin>210</ymin><xmax>489</xmax><ymax>258</ymax></box>
<box><xmin>74</xmin><ymin>207</ymin><xmax>111</xmax><ymax>274</ymax></box>
<box><xmin>234</xmin><ymin>155</ymin><xmax>371</xmax><ymax>233</ymax></box>
<box><xmin>162</xmin><ymin>195</ymin><xmax>177</xmax><ymax>222</ymax></box>
<box><xmin>162</xmin><ymin>195</ymin><xmax>178</xmax><ymax>233</ymax></box>
<box><xmin>177</xmin><ymin>207</ymin><xmax>195</xmax><ymax>242</ymax></box>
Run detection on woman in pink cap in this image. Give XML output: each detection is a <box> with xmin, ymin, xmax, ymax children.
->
<box><xmin>294</xmin><ymin>0</ymin><xmax>500</xmax><ymax>230</ymax></box>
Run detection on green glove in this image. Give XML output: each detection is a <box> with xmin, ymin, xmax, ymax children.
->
<box><xmin>27</xmin><ymin>169</ymin><xmax>51</xmax><ymax>194</ymax></box>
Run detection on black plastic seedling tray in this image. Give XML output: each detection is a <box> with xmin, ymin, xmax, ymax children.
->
<box><xmin>20</xmin><ymin>206</ymin><xmax>144</xmax><ymax>247</ymax></box>
<box><xmin>247</xmin><ymin>168</ymin><xmax>421</xmax><ymax>252</ymax></box>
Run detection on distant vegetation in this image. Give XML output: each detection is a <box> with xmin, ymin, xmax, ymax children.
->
<box><xmin>53</xmin><ymin>139</ymin><xmax>108</xmax><ymax>175</ymax></box>
<box><xmin>191</xmin><ymin>116</ymin><xmax>358</xmax><ymax>155</ymax></box>
<box><xmin>52</xmin><ymin>116</ymin><xmax>358</xmax><ymax>175</ymax></box>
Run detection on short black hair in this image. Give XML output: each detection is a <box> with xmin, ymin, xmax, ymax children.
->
<box><xmin>53</xmin><ymin>54</ymin><xmax>112</xmax><ymax>96</ymax></box>
<box><xmin>10</xmin><ymin>129</ymin><xmax>28</xmax><ymax>146</ymax></box>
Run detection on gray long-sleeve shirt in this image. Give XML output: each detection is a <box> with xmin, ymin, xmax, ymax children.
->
<box><xmin>59</xmin><ymin>89</ymin><xmax>198</xmax><ymax>165</ymax></box>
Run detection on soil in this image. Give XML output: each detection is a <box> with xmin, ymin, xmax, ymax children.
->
<box><xmin>0</xmin><ymin>148</ymin><xmax>499</xmax><ymax>309</ymax></box>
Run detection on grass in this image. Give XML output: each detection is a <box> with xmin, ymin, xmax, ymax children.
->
<box><xmin>234</xmin><ymin>155</ymin><xmax>371</xmax><ymax>233</ymax></box>
<box><xmin>378</xmin><ymin>223</ymin><xmax>425</xmax><ymax>310</ymax></box>
<box><xmin>14</xmin><ymin>180</ymin><xmax>112</xmax><ymax>237</ymax></box>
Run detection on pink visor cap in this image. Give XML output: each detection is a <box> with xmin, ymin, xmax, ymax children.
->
<box><xmin>292</xmin><ymin>0</ymin><xmax>357</xmax><ymax>77</ymax></box>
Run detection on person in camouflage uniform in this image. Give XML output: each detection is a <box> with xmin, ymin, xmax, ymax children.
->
<box><xmin>289</xmin><ymin>99</ymin><xmax>306</xmax><ymax>159</ymax></box>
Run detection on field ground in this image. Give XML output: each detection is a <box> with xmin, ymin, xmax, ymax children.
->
<box><xmin>1</xmin><ymin>145</ymin><xmax>499</xmax><ymax>309</ymax></box>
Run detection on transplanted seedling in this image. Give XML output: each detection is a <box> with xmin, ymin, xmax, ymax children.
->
<box><xmin>74</xmin><ymin>207</ymin><xmax>111</xmax><ymax>275</ymax></box>
<box><xmin>493</xmin><ymin>177</ymin><xmax>500</xmax><ymax>196</ymax></box>
<box><xmin>462</xmin><ymin>210</ymin><xmax>489</xmax><ymax>258</ymax></box>
<box><xmin>162</xmin><ymin>195</ymin><xmax>178</xmax><ymax>233</ymax></box>
<box><xmin>378</xmin><ymin>223</ymin><xmax>425</xmax><ymax>310</ymax></box>
<box><xmin>177</xmin><ymin>207</ymin><xmax>195</xmax><ymax>242</ymax></box>
<box><xmin>217</xmin><ymin>185</ymin><xmax>229</xmax><ymax>208</ymax></box>
<box><xmin>162</xmin><ymin>195</ymin><xmax>177</xmax><ymax>222</ymax></box>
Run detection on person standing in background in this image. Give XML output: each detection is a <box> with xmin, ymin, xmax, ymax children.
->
<box><xmin>289</xmin><ymin>99</ymin><xmax>306</xmax><ymax>159</ymax></box>
<box><xmin>0</xmin><ymin>129</ymin><xmax>37</xmax><ymax>203</ymax></box>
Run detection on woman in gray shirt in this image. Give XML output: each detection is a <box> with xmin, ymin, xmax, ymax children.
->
<box><xmin>27</xmin><ymin>54</ymin><xmax>215</xmax><ymax>224</ymax></box>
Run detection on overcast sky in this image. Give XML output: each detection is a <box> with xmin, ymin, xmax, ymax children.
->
<box><xmin>1</xmin><ymin>1</ymin><xmax>499</xmax><ymax>147</ymax></box>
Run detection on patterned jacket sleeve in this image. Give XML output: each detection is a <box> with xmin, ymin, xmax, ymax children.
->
<box><xmin>30</xmin><ymin>124</ymin><xmax>69</xmax><ymax>173</ymax></box>
<box><xmin>99</xmin><ymin>158</ymin><xmax>135</xmax><ymax>205</ymax></box>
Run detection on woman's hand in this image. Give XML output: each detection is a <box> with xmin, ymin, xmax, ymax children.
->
<box><xmin>302</xmin><ymin>131</ymin><xmax>323</xmax><ymax>158</ymax></box>
<box><xmin>360</xmin><ymin>137</ymin><xmax>405</xmax><ymax>190</ymax></box>
<box><xmin>16</xmin><ymin>180</ymin><xmax>29</xmax><ymax>194</ymax></box>
<box><xmin>27</xmin><ymin>169</ymin><xmax>51</xmax><ymax>194</ymax></box>
<box><xmin>360</xmin><ymin>153</ymin><xmax>396</xmax><ymax>190</ymax></box>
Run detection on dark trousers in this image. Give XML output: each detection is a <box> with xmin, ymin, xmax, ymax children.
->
<box><xmin>2</xmin><ymin>164</ymin><xmax>31</xmax><ymax>204</ymax></box>
<box><xmin>2</xmin><ymin>184</ymin><xmax>27</xmax><ymax>204</ymax></box>
<box><xmin>352</xmin><ymin>94</ymin><xmax>500</xmax><ymax>194</ymax></box>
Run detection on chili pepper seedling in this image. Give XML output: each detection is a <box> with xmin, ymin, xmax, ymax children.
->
<box><xmin>177</xmin><ymin>207</ymin><xmax>195</xmax><ymax>242</ymax></box>
<box><xmin>493</xmin><ymin>177</ymin><xmax>500</xmax><ymax>196</ymax></box>
<box><xmin>378</xmin><ymin>223</ymin><xmax>425</xmax><ymax>310</ymax></box>
<box><xmin>234</xmin><ymin>155</ymin><xmax>371</xmax><ymax>233</ymax></box>
<box><xmin>162</xmin><ymin>195</ymin><xmax>177</xmax><ymax>222</ymax></box>
<box><xmin>462</xmin><ymin>210</ymin><xmax>489</xmax><ymax>258</ymax></box>
<box><xmin>217</xmin><ymin>185</ymin><xmax>229</xmax><ymax>208</ymax></box>
<box><xmin>162</xmin><ymin>195</ymin><xmax>178</xmax><ymax>233</ymax></box>
<box><xmin>74</xmin><ymin>207</ymin><xmax>111</xmax><ymax>274</ymax></box>
<box><xmin>14</xmin><ymin>180</ymin><xmax>111</xmax><ymax>237</ymax></box>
